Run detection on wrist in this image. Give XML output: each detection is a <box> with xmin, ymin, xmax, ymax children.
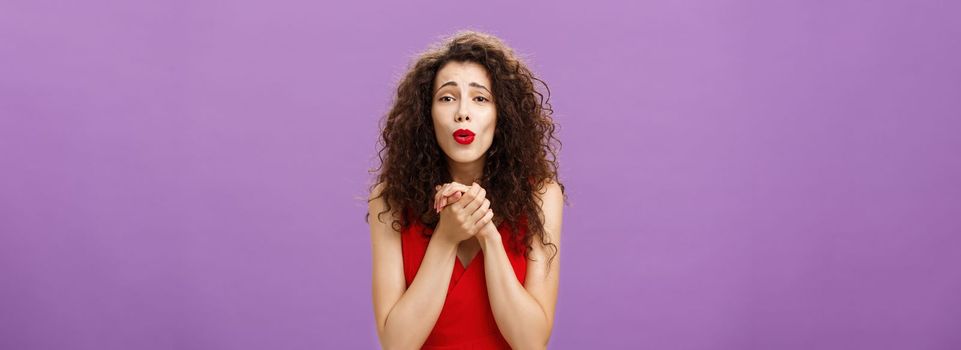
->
<box><xmin>429</xmin><ymin>231</ymin><xmax>459</xmax><ymax>251</ymax></box>
<box><xmin>478</xmin><ymin>227</ymin><xmax>502</xmax><ymax>251</ymax></box>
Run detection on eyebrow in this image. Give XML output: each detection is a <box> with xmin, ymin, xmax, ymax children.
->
<box><xmin>434</xmin><ymin>81</ymin><xmax>492</xmax><ymax>96</ymax></box>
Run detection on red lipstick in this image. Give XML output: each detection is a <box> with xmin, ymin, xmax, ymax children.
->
<box><xmin>453</xmin><ymin>129</ymin><xmax>475</xmax><ymax>145</ymax></box>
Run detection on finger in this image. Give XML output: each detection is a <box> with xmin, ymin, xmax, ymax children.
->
<box><xmin>474</xmin><ymin>188</ymin><xmax>488</xmax><ymax>214</ymax></box>
<box><xmin>463</xmin><ymin>185</ymin><xmax>486</xmax><ymax>213</ymax></box>
<box><xmin>440</xmin><ymin>183</ymin><xmax>454</xmax><ymax>196</ymax></box>
<box><xmin>457</xmin><ymin>182</ymin><xmax>478</xmax><ymax>208</ymax></box>
<box><xmin>441</xmin><ymin>191</ymin><xmax>464</xmax><ymax>210</ymax></box>
<box><xmin>443</xmin><ymin>182</ymin><xmax>470</xmax><ymax>197</ymax></box>
<box><xmin>470</xmin><ymin>198</ymin><xmax>490</xmax><ymax>224</ymax></box>
<box><xmin>447</xmin><ymin>191</ymin><xmax>462</xmax><ymax>206</ymax></box>
<box><xmin>454</xmin><ymin>182</ymin><xmax>471</xmax><ymax>195</ymax></box>
<box><xmin>473</xmin><ymin>208</ymin><xmax>494</xmax><ymax>232</ymax></box>
<box><xmin>438</xmin><ymin>182</ymin><xmax>472</xmax><ymax>212</ymax></box>
<box><xmin>434</xmin><ymin>184</ymin><xmax>449</xmax><ymax>212</ymax></box>
<box><xmin>439</xmin><ymin>183</ymin><xmax>455</xmax><ymax>211</ymax></box>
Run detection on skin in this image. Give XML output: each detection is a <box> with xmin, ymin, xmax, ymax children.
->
<box><xmin>370</xmin><ymin>61</ymin><xmax>563</xmax><ymax>350</ymax></box>
<box><xmin>431</xmin><ymin>60</ymin><xmax>497</xmax><ymax>186</ymax></box>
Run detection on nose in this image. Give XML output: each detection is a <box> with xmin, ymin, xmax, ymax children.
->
<box><xmin>455</xmin><ymin>99</ymin><xmax>471</xmax><ymax>122</ymax></box>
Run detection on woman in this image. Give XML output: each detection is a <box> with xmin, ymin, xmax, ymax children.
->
<box><xmin>367</xmin><ymin>30</ymin><xmax>567</xmax><ymax>349</ymax></box>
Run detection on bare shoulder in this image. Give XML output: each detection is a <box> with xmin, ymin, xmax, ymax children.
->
<box><xmin>535</xmin><ymin>179</ymin><xmax>565</xmax><ymax>208</ymax></box>
<box><xmin>533</xmin><ymin>179</ymin><xmax>564</xmax><ymax>242</ymax></box>
<box><xmin>368</xmin><ymin>182</ymin><xmax>401</xmax><ymax>227</ymax></box>
<box><xmin>369</xmin><ymin>181</ymin><xmax>387</xmax><ymax>201</ymax></box>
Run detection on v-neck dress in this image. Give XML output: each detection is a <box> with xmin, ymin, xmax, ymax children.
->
<box><xmin>400</xmin><ymin>207</ymin><xmax>529</xmax><ymax>349</ymax></box>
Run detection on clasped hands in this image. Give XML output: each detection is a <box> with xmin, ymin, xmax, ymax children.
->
<box><xmin>431</xmin><ymin>182</ymin><xmax>498</xmax><ymax>244</ymax></box>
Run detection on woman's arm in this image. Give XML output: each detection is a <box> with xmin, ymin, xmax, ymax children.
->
<box><xmin>479</xmin><ymin>181</ymin><xmax>564</xmax><ymax>350</ymax></box>
<box><xmin>369</xmin><ymin>183</ymin><xmax>458</xmax><ymax>350</ymax></box>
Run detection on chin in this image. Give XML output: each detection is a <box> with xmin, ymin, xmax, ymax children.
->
<box><xmin>445</xmin><ymin>150</ymin><xmax>486</xmax><ymax>164</ymax></box>
<box><xmin>448</xmin><ymin>155</ymin><xmax>481</xmax><ymax>164</ymax></box>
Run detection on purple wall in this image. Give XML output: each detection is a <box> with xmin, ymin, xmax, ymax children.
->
<box><xmin>2</xmin><ymin>0</ymin><xmax>959</xmax><ymax>349</ymax></box>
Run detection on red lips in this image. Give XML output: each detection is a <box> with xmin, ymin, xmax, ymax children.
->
<box><xmin>453</xmin><ymin>129</ymin><xmax>475</xmax><ymax>145</ymax></box>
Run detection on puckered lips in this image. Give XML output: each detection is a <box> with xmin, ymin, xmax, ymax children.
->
<box><xmin>453</xmin><ymin>129</ymin><xmax>475</xmax><ymax>145</ymax></box>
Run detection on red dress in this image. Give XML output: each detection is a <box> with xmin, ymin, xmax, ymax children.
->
<box><xmin>401</xmin><ymin>207</ymin><xmax>529</xmax><ymax>349</ymax></box>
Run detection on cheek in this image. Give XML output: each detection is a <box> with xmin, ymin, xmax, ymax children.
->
<box><xmin>431</xmin><ymin>119</ymin><xmax>449</xmax><ymax>145</ymax></box>
<box><xmin>433</xmin><ymin>124</ymin><xmax>446</xmax><ymax>143</ymax></box>
<box><xmin>430</xmin><ymin>108</ymin><xmax>443</xmax><ymax>129</ymax></box>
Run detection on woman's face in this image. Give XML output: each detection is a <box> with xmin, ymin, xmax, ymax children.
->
<box><xmin>431</xmin><ymin>61</ymin><xmax>497</xmax><ymax>166</ymax></box>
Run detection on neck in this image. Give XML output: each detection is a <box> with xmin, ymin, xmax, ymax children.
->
<box><xmin>447</xmin><ymin>155</ymin><xmax>486</xmax><ymax>185</ymax></box>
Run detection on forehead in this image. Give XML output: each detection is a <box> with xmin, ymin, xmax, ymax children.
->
<box><xmin>434</xmin><ymin>61</ymin><xmax>491</xmax><ymax>88</ymax></box>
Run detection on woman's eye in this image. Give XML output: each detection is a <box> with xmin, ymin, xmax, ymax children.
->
<box><xmin>474</xmin><ymin>96</ymin><xmax>489</xmax><ymax>102</ymax></box>
<box><xmin>440</xmin><ymin>96</ymin><xmax>454</xmax><ymax>102</ymax></box>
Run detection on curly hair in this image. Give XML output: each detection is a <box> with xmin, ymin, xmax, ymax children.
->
<box><xmin>366</xmin><ymin>30</ymin><xmax>567</xmax><ymax>267</ymax></box>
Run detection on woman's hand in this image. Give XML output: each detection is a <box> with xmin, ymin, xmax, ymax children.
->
<box><xmin>432</xmin><ymin>182</ymin><xmax>494</xmax><ymax>245</ymax></box>
<box><xmin>433</xmin><ymin>182</ymin><xmax>471</xmax><ymax>213</ymax></box>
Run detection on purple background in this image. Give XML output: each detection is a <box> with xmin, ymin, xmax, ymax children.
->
<box><xmin>2</xmin><ymin>0</ymin><xmax>959</xmax><ymax>349</ymax></box>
